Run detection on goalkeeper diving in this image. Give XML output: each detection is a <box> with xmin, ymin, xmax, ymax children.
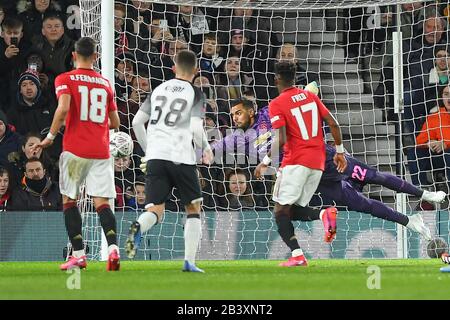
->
<box><xmin>212</xmin><ymin>82</ymin><xmax>445</xmax><ymax>241</ymax></box>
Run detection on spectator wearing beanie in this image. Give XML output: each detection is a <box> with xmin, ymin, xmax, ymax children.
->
<box><xmin>7</xmin><ymin>69</ymin><xmax>55</xmax><ymax>136</ymax></box>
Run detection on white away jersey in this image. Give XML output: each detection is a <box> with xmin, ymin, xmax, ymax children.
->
<box><xmin>140</xmin><ymin>78</ymin><xmax>205</xmax><ymax>164</ymax></box>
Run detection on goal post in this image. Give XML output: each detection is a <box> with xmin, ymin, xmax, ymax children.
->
<box><xmin>77</xmin><ymin>0</ymin><xmax>115</xmax><ymax>261</ymax></box>
<box><xmin>100</xmin><ymin>0</ymin><xmax>115</xmax><ymax>262</ymax></box>
<box><xmin>78</xmin><ymin>0</ymin><xmax>449</xmax><ymax>260</ymax></box>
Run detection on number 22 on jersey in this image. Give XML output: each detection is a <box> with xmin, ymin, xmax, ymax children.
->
<box><xmin>78</xmin><ymin>85</ymin><xmax>107</xmax><ymax>123</ymax></box>
<box><xmin>290</xmin><ymin>101</ymin><xmax>318</xmax><ymax>140</ymax></box>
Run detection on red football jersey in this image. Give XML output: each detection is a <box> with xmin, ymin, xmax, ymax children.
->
<box><xmin>269</xmin><ymin>87</ymin><xmax>330</xmax><ymax>170</ymax></box>
<box><xmin>55</xmin><ymin>68</ymin><xmax>117</xmax><ymax>159</ymax></box>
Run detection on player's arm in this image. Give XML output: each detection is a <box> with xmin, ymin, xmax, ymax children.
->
<box><xmin>209</xmin><ymin>128</ymin><xmax>235</xmax><ymax>164</ymax></box>
<box><xmin>322</xmin><ymin>112</ymin><xmax>347</xmax><ymax>173</ymax></box>
<box><xmin>254</xmin><ymin>126</ymin><xmax>285</xmax><ymax>179</ymax></box>
<box><xmin>132</xmin><ymin>109</ymin><xmax>150</xmax><ymax>152</ymax></box>
<box><xmin>266</xmin><ymin>126</ymin><xmax>287</xmax><ymax>159</ymax></box>
<box><xmin>34</xmin><ymin>94</ymin><xmax>71</xmax><ymax>151</ymax></box>
<box><xmin>132</xmin><ymin>93</ymin><xmax>153</xmax><ymax>152</ymax></box>
<box><xmin>191</xmin><ymin>116</ymin><xmax>213</xmax><ymax>164</ymax></box>
<box><xmin>109</xmin><ymin>110</ymin><xmax>120</xmax><ymax>129</ymax></box>
<box><xmin>254</xmin><ymin>102</ymin><xmax>286</xmax><ymax>180</ymax></box>
<box><xmin>190</xmin><ymin>87</ymin><xmax>213</xmax><ymax>164</ymax></box>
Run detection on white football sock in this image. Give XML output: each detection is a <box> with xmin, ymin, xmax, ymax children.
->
<box><xmin>292</xmin><ymin>249</ymin><xmax>304</xmax><ymax>257</ymax></box>
<box><xmin>137</xmin><ymin>211</ymin><xmax>158</xmax><ymax>233</ymax></box>
<box><xmin>184</xmin><ymin>216</ymin><xmax>202</xmax><ymax>264</ymax></box>
<box><xmin>73</xmin><ymin>249</ymin><xmax>85</xmax><ymax>258</ymax></box>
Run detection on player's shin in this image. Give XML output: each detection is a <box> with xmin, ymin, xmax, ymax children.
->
<box><xmin>64</xmin><ymin>202</ymin><xmax>84</xmax><ymax>257</ymax></box>
<box><xmin>275</xmin><ymin>210</ymin><xmax>302</xmax><ymax>256</ymax></box>
<box><xmin>184</xmin><ymin>213</ymin><xmax>202</xmax><ymax>264</ymax></box>
<box><xmin>96</xmin><ymin>204</ymin><xmax>118</xmax><ymax>252</ymax></box>
<box><xmin>290</xmin><ymin>205</ymin><xmax>321</xmax><ymax>221</ymax></box>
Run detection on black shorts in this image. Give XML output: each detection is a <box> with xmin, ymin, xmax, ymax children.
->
<box><xmin>145</xmin><ymin>159</ymin><xmax>203</xmax><ymax>207</ymax></box>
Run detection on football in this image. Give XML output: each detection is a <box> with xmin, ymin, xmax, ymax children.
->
<box><xmin>110</xmin><ymin>131</ymin><xmax>134</xmax><ymax>158</ymax></box>
<box><xmin>426</xmin><ymin>237</ymin><xmax>449</xmax><ymax>258</ymax></box>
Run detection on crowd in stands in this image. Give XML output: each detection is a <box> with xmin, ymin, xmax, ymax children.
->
<box><xmin>0</xmin><ymin>0</ymin><xmax>449</xmax><ymax>212</ymax></box>
<box><xmin>368</xmin><ymin>2</ymin><xmax>450</xmax><ymax>208</ymax></box>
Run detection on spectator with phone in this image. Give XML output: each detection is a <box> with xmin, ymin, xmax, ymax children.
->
<box><xmin>0</xmin><ymin>16</ymin><xmax>32</xmax><ymax>113</ymax></box>
<box><xmin>169</xmin><ymin>5</ymin><xmax>211</xmax><ymax>55</ymax></box>
<box><xmin>24</xmin><ymin>50</ymin><xmax>51</xmax><ymax>96</ymax></box>
<box><xmin>151</xmin><ymin>38</ymin><xmax>188</xmax><ymax>85</ymax></box>
<box><xmin>149</xmin><ymin>14</ymin><xmax>173</xmax><ymax>54</ymax></box>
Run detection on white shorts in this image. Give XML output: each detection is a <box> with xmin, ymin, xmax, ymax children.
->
<box><xmin>59</xmin><ymin>151</ymin><xmax>116</xmax><ymax>200</ymax></box>
<box><xmin>272</xmin><ymin>165</ymin><xmax>323</xmax><ymax>207</ymax></box>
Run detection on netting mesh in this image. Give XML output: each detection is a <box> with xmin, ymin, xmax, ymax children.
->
<box><xmin>151</xmin><ymin>0</ymin><xmax>421</xmax><ymax>10</ymax></box>
<box><xmin>76</xmin><ymin>0</ymin><xmax>450</xmax><ymax>261</ymax></box>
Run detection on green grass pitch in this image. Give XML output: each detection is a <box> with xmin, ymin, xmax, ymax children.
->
<box><xmin>1</xmin><ymin>259</ymin><xmax>449</xmax><ymax>299</ymax></box>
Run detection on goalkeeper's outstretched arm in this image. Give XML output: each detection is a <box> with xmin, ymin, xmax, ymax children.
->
<box><xmin>132</xmin><ymin>109</ymin><xmax>150</xmax><ymax>152</ymax></box>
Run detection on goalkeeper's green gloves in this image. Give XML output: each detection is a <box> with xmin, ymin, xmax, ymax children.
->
<box><xmin>304</xmin><ymin>81</ymin><xmax>319</xmax><ymax>95</ymax></box>
<box><xmin>139</xmin><ymin>158</ymin><xmax>147</xmax><ymax>174</ymax></box>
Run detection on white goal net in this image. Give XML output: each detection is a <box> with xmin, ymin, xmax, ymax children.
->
<box><xmin>78</xmin><ymin>0</ymin><xmax>450</xmax><ymax>260</ymax></box>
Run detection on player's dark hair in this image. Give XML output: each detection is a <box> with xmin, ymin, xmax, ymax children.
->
<box><xmin>274</xmin><ymin>60</ymin><xmax>296</xmax><ymax>85</ymax></box>
<box><xmin>231</xmin><ymin>99</ymin><xmax>254</xmax><ymax>111</ymax></box>
<box><xmin>75</xmin><ymin>37</ymin><xmax>97</xmax><ymax>58</ymax></box>
<box><xmin>1</xmin><ymin>16</ymin><xmax>23</xmax><ymax>30</ymax></box>
<box><xmin>175</xmin><ymin>50</ymin><xmax>197</xmax><ymax>72</ymax></box>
